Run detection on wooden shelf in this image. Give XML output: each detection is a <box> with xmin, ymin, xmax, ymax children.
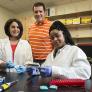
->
<box><xmin>73</xmin><ymin>36</ymin><xmax>92</xmax><ymax>39</ymax></box>
<box><xmin>47</xmin><ymin>10</ymin><xmax>92</xmax><ymax>20</ymax></box>
<box><xmin>66</xmin><ymin>23</ymin><xmax>92</xmax><ymax>28</ymax></box>
<box><xmin>47</xmin><ymin>10</ymin><xmax>92</xmax><ymax>42</ymax></box>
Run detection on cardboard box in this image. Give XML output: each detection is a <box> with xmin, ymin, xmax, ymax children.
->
<box><xmin>66</xmin><ymin>18</ymin><xmax>73</xmax><ymax>24</ymax></box>
<box><xmin>72</xmin><ymin>17</ymin><xmax>80</xmax><ymax>24</ymax></box>
<box><xmin>81</xmin><ymin>16</ymin><xmax>91</xmax><ymax>24</ymax></box>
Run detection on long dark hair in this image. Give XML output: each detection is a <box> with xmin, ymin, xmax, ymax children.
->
<box><xmin>49</xmin><ymin>20</ymin><xmax>75</xmax><ymax>45</ymax></box>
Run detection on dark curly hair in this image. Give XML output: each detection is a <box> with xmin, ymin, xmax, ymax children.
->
<box><xmin>49</xmin><ymin>20</ymin><xmax>75</xmax><ymax>45</ymax></box>
<box><xmin>4</xmin><ymin>18</ymin><xmax>23</xmax><ymax>40</ymax></box>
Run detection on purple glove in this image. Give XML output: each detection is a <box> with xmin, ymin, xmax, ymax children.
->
<box><xmin>39</xmin><ymin>66</ymin><xmax>52</xmax><ymax>77</ymax></box>
<box><xmin>26</xmin><ymin>66</ymin><xmax>40</xmax><ymax>76</ymax></box>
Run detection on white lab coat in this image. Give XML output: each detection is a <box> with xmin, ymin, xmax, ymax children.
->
<box><xmin>42</xmin><ymin>45</ymin><xmax>91</xmax><ymax>79</ymax></box>
<box><xmin>0</xmin><ymin>38</ymin><xmax>33</xmax><ymax>65</ymax></box>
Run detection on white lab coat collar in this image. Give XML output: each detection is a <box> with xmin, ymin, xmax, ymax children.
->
<box><xmin>51</xmin><ymin>45</ymin><xmax>70</xmax><ymax>61</ymax></box>
<box><xmin>2</xmin><ymin>38</ymin><xmax>22</xmax><ymax>63</ymax></box>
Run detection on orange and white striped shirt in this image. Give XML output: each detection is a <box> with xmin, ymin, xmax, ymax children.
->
<box><xmin>29</xmin><ymin>19</ymin><xmax>52</xmax><ymax>60</ymax></box>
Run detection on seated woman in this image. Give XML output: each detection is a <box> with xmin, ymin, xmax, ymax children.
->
<box><xmin>0</xmin><ymin>19</ymin><xmax>33</xmax><ymax>73</ymax></box>
<box><xmin>40</xmin><ymin>20</ymin><xmax>91</xmax><ymax>79</ymax></box>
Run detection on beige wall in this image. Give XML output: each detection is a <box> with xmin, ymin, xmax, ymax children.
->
<box><xmin>16</xmin><ymin>11</ymin><xmax>35</xmax><ymax>40</ymax></box>
<box><xmin>0</xmin><ymin>7</ymin><xmax>15</xmax><ymax>38</ymax></box>
<box><xmin>0</xmin><ymin>0</ymin><xmax>92</xmax><ymax>43</ymax></box>
<box><xmin>15</xmin><ymin>0</ymin><xmax>92</xmax><ymax>42</ymax></box>
<box><xmin>54</xmin><ymin>0</ymin><xmax>92</xmax><ymax>15</ymax></box>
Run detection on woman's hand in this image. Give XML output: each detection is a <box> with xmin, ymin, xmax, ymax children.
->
<box><xmin>6</xmin><ymin>61</ymin><xmax>15</xmax><ymax>68</ymax></box>
<box><xmin>0</xmin><ymin>60</ymin><xmax>5</xmax><ymax>64</ymax></box>
<box><xmin>39</xmin><ymin>66</ymin><xmax>52</xmax><ymax>77</ymax></box>
<box><xmin>0</xmin><ymin>60</ymin><xmax>6</xmax><ymax>71</ymax></box>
